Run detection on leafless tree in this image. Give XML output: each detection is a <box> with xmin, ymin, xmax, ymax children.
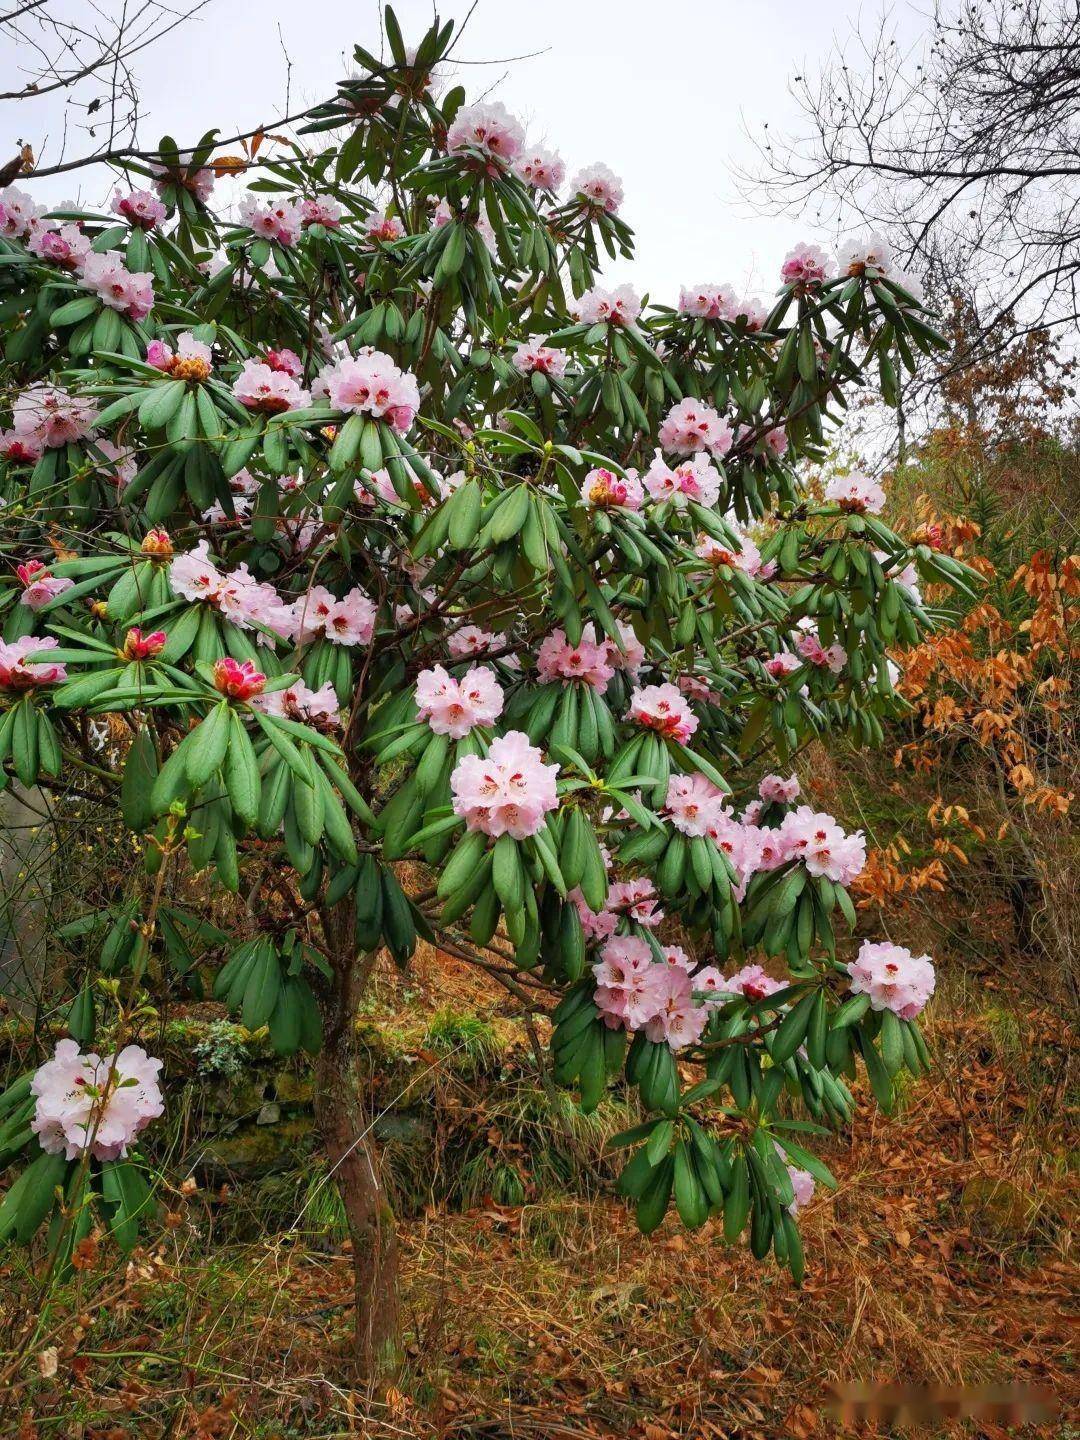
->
<box><xmin>0</xmin><ymin>0</ymin><xmax>212</xmax><ymax>183</ymax></box>
<box><xmin>742</xmin><ymin>1</ymin><xmax>1080</xmax><ymax>362</ymax></box>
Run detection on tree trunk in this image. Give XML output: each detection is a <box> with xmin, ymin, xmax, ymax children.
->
<box><xmin>315</xmin><ymin>904</ymin><xmax>401</xmax><ymax>1384</ymax></box>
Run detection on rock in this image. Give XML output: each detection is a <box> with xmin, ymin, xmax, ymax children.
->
<box><xmin>960</xmin><ymin>1176</ymin><xmax>1034</xmax><ymax>1238</ymax></box>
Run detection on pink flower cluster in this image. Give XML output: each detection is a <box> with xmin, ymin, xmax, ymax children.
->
<box><xmin>571</xmin><ymin>873</ymin><xmax>664</xmax><ymax>943</ymax></box>
<box><xmin>316</xmin><ymin>349</ymin><xmax>419</xmax><ymax>432</ymax></box>
<box><xmin>31</xmin><ymin>1040</ymin><xmax>163</xmax><ymax>1161</ymax></box>
<box><xmin>0</xmin><ymin>186</ymin><xmax>44</xmax><ymax>239</ymax></box>
<box><xmin>28</xmin><ymin>222</ymin><xmax>91</xmax><ymax>271</ymax></box>
<box><xmin>0</xmin><ymin>635</ymin><xmax>67</xmax><ymax>690</ymax></box>
<box><xmin>627</xmin><ymin>683</ymin><xmax>698</xmax><ymax>743</ymax></box>
<box><xmin>781</xmin><ymin>242</ymin><xmax>834</xmax><ymax>287</ymax></box>
<box><xmin>415</xmin><ymin>664</ymin><xmax>504</xmax><ymax>739</ymax></box>
<box><xmin>694</xmin><ymin>531</ymin><xmax>774</xmax><ymax>579</ymax></box>
<box><xmin>289</xmin><ymin>583</ymin><xmax>377</xmax><ymax>647</ymax></box>
<box><xmin>580</xmin><ymin>466</ymin><xmax>642</xmax><ymax>511</ymax></box>
<box><xmin>678</xmin><ymin>284</ymin><xmax>737</xmax><ymax>320</ymax></box>
<box><xmin>511</xmin><ymin>341</ymin><xmax>567</xmax><ymax>378</ymax></box>
<box><xmin>644</xmin><ymin>451</ymin><xmax>722</xmax><ymax>508</ymax></box>
<box><xmin>147</xmin><ymin>331</ymin><xmax>213</xmax><ymax>381</ymax></box>
<box><xmin>232</xmin><ymin>359</ymin><xmax>310</xmax><ymax>414</ymax></box>
<box><xmin>537</xmin><ymin>625</ymin><xmax>615</xmax><ymax>691</ymax></box>
<box><xmin>6</xmin><ymin>383</ymin><xmax>98</xmax><ymax>454</ymax></box>
<box><xmin>780</xmin><ymin>805</ymin><xmax>867</xmax><ymax>885</ymax></box>
<box><xmin>837</xmin><ymin>234</ymin><xmax>893</xmax><ymax>278</ymax></box>
<box><xmin>79</xmin><ymin>252</ymin><xmax>154</xmax><ymax>320</ymax></box>
<box><xmin>446</xmin><ymin>102</ymin><xmax>525</xmax><ymax>165</ymax></box>
<box><xmin>111</xmin><ymin>190</ymin><xmax>168</xmax><ymax>229</ymax></box>
<box><xmin>150</xmin><ymin>161</ymin><xmax>215</xmax><ymax>203</ymax></box>
<box><xmin>239</xmin><ymin>196</ymin><xmax>302</xmax><ymax>247</ymax></box>
<box><xmin>759</xmin><ymin>773</ymin><xmax>800</xmax><ymax>804</ymax></box>
<box><xmin>658</xmin><ymin>398</ymin><xmax>733</xmax><ymax>459</ymax></box>
<box><xmin>848</xmin><ymin>940</ymin><xmax>935</xmax><ymax>1019</ymax></box>
<box><xmin>16</xmin><ymin>560</ymin><xmax>73</xmax><ymax>610</ymax></box>
<box><xmin>795</xmin><ymin>623</ymin><xmax>848</xmax><ymax>674</ymax></box>
<box><xmin>724</xmin><ymin>963</ymin><xmax>785</xmax><ymax>1002</ymax></box>
<box><xmin>592</xmin><ymin>936</ymin><xmax>709</xmax><ymax>1050</ymax></box>
<box><xmin>570</xmin><ymin>163</ymin><xmax>623</xmax><ymax>214</ymax></box>
<box><xmin>824</xmin><ymin>472</ymin><xmax>886</xmax><ymax>514</ymax></box>
<box><xmin>253</xmin><ymin>679</ymin><xmax>341</xmax><ymax>727</ymax></box>
<box><xmin>450</xmin><ymin>730</ymin><xmax>559</xmax><ymax>840</ymax></box>
<box><xmin>574</xmin><ymin>285</ymin><xmax>641</xmax><ymax>326</ymax></box>
<box><xmin>365</xmin><ymin>209</ymin><xmax>404</xmax><ymax>243</ymax></box>
<box><xmin>786</xmin><ymin>1163</ymin><xmax>816</xmax><ymax>1215</ymax></box>
<box><xmin>514</xmin><ymin>147</ymin><xmax>565</xmax><ymax>191</ymax></box>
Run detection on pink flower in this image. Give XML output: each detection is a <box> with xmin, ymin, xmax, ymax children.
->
<box><xmin>150</xmin><ymin>161</ymin><xmax>215</xmax><ymax>202</ymax></box>
<box><xmin>0</xmin><ymin>185</ymin><xmax>43</xmax><ymax>239</ymax></box>
<box><xmin>837</xmin><ymin>234</ymin><xmax>893</xmax><ymax>278</ymax></box>
<box><xmin>643</xmin><ymin>451</ymin><xmax>722</xmax><ymax>508</ymax></box>
<box><xmin>323</xmin><ymin>587</ymin><xmax>377</xmax><ymax>647</ymax></box>
<box><xmin>725</xmin><ymin>964</ymin><xmax>784</xmax><ymax>1003</ymax></box>
<box><xmin>784</xmin><ymin>1160</ymin><xmax>816</xmax><ymax>1214</ymax></box>
<box><xmin>514</xmin><ymin>147</ymin><xmax>565</xmax><ymax>191</ymax></box>
<box><xmin>415</xmin><ymin>664</ymin><xmax>504</xmax><ymax>739</ymax></box>
<box><xmin>592</xmin><ymin>935</ymin><xmax>666</xmax><ymax>1030</ymax></box>
<box><xmin>31</xmin><ymin>1040</ymin><xmax>163</xmax><ymax>1161</ymax></box>
<box><xmin>0</xmin><ymin>429</ymin><xmax>43</xmax><ymax>463</ymax></box>
<box><xmin>658</xmin><ymin>398</ymin><xmax>733</xmax><ymax>458</ymax></box>
<box><xmin>446</xmin><ymin>102</ymin><xmax>525</xmax><ymax>165</ymax></box>
<box><xmin>319</xmin><ymin>351</ymin><xmax>419</xmax><ymax>433</ymax></box>
<box><xmin>122</xmin><ymin>627</ymin><xmax>167</xmax><ymax>660</ymax></box>
<box><xmin>571</xmin><ymin>888</ymin><xmax>619</xmax><ymax>943</ymax></box>
<box><xmin>579</xmin><ymin>466</ymin><xmax>643</xmax><ymax>511</ymax></box>
<box><xmin>678</xmin><ymin>674</ymin><xmax>719</xmax><ymax>704</ymax></box>
<box><xmin>780</xmin><ymin>805</ymin><xmax>866</xmax><ymax>885</ymax></box>
<box><xmin>239</xmin><ymin>196</ymin><xmax>302</xmax><ymax>247</ymax></box>
<box><xmin>365</xmin><ymin>208</ymin><xmax>404</xmax><ymax>243</ymax></box>
<box><xmin>603</xmin><ymin>620</ymin><xmax>645</xmax><ymax>678</ymax></box>
<box><xmin>0</xmin><ymin>635</ymin><xmax>66</xmax><ymax>689</ymax></box>
<box><xmin>300</xmin><ymin>195</ymin><xmax>342</xmax><ymax>228</ymax></box>
<box><xmin>707</xmin><ymin>813</ymin><xmax>767</xmax><ymax>900</ymax></box>
<box><xmin>263</xmin><ymin>347</ymin><xmax>303</xmax><ymax>378</ymax></box>
<box><xmin>79</xmin><ymin>251</ymin><xmax>154</xmax><ymax>320</ymax></box>
<box><xmin>146</xmin><ymin>338</ymin><xmax>174</xmax><ymax>371</ymax></box>
<box><xmin>781</xmin><ymin>242</ymin><xmax>833</xmax><ymax>287</ymax></box>
<box><xmin>450</xmin><ymin>730</ymin><xmax>559</xmax><ymax>839</ymax></box>
<box><xmin>232</xmin><ymin>360</ymin><xmax>310</xmax><ymax>414</ymax></box>
<box><xmin>643</xmin><ymin>966</ymin><xmax>709</xmax><ymax>1049</ymax></box>
<box><xmin>765</xmin><ymin>650</ymin><xmax>802</xmax><ymax>679</ymax></box>
<box><xmin>111</xmin><ymin>190</ymin><xmax>167</xmax><ymax>229</ymax></box>
<box><xmin>732</xmin><ymin>296</ymin><xmax>768</xmax><ymax>330</ymax></box>
<box><xmin>678</xmin><ymin>284</ymin><xmax>737</xmax><ymax>320</ymax></box>
<box><xmin>627</xmin><ymin>683</ymin><xmax>698</xmax><ymax>743</ymax></box>
<box><xmin>658</xmin><ymin>943</ymin><xmax>694</xmax><ymax>971</ymax></box>
<box><xmin>569</xmin><ymin>163</ymin><xmax>623</xmax><ymax>214</ymax></box>
<box><xmin>608</xmin><ymin>878</ymin><xmax>663</xmax><ymax>928</ymax></box>
<box><xmin>848</xmin><ymin>940</ymin><xmax>935</xmax><ymax>1020</ymax></box>
<box><xmin>89</xmin><ymin>437</ymin><xmax>136</xmax><ymax>491</ymax></box>
<box><xmin>447</xmin><ymin>625</ymin><xmax>510</xmax><ymax>662</ymax></box>
<box><xmin>537</xmin><ymin>625</ymin><xmax>615</xmax><ymax>692</ymax></box>
<box><xmin>665</xmin><ymin>773</ymin><xmax>726</xmax><ymax>837</ymax></box>
<box><xmin>824</xmin><ymin>472</ymin><xmax>886</xmax><ymax>514</ymax></box>
<box><xmin>16</xmin><ymin>560</ymin><xmax>73</xmax><ymax>610</ymax></box>
<box><xmin>213</xmin><ymin>656</ymin><xmax>266</xmax><ymax>700</ymax></box>
<box><xmin>765</xmin><ymin>426</ymin><xmax>789</xmax><ymax>459</ymax></box>
<box><xmin>795</xmin><ymin>628</ymin><xmax>847</xmax><ymax>674</ymax></box>
<box><xmin>574</xmin><ymin>284</ymin><xmax>641</xmax><ymax>326</ymax></box>
<box><xmin>253</xmin><ymin>679</ymin><xmax>341</xmax><ymax>727</ymax></box>
<box><xmin>170</xmin><ymin>541</ymin><xmax>224</xmax><ymax>602</ymax></box>
<box><xmin>694</xmin><ymin>529</ymin><xmax>770</xmax><ymax>577</ymax></box>
<box><xmin>27</xmin><ymin>222</ymin><xmax>91</xmax><ymax>270</ymax></box>
<box><xmin>12</xmin><ymin>383</ymin><xmax>97</xmax><ymax>449</ymax></box>
<box><xmin>511</xmin><ymin>341</ymin><xmax>567</xmax><ymax>378</ymax></box>
<box><xmin>692</xmin><ymin>965</ymin><xmax>727</xmax><ymax>1002</ymax></box>
<box><xmin>759</xmin><ymin>774</ymin><xmax>800</xmax><ymax>804</ymax></box>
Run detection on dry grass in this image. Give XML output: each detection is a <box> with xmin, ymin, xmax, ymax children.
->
<box><xmin>2</xmin><ymin>967</ymin><xmax>1074</xmax><ymax>1440</ymax></box>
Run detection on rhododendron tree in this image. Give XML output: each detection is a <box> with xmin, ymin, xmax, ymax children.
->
<box><xmin>0</xmin><ymin>8</ymin><xmax>980</xmax><ymax>1380</ymax></box>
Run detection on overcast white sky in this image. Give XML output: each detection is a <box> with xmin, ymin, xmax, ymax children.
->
<box><xmin>7</xmin><ymin>0</ymin><xmax>926</xmax><ymax>304</ymax></box>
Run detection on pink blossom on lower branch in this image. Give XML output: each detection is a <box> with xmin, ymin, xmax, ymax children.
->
<box><xmin>232</xmin><ymin>360</ymin><xmax>310</xmax><ymax>414</ymax></box>
<box><xmin>824</xmin><ymin>471</ymin><xmax>886</xmax><ymax>514</ymax></box>
<box><xmin>644</xmin><ymin>451</ymin><xmax>723</xmax><ymax>508</ymax></box>
<box><xmin>450</xmin><ymin>730</ymin><xmax>559</xmax><ymax>839</ymax></box>
<box><xmin>658</xmin><ymin>397</ymin><xmax>733</xmax><ymax>458</ymax></box>
<box><xmin>848</xmin><ymin>940</ymin><xmax>935</xmax><ymax>1019</ymax></box>
<box><xmin>212</xmin><ymin>657</ymin><xmax>266</xmax><ymax>700</ymax></box>
<box><xmin>16</xmin><ymin>560</ymin><xmax>73</xmax><ymax>610</ymax></box>
<box><xmin>579</xmin><ymin>466</ymin><xmax>643</xmax><ymax>512</ymax></box>
<box><xmin>759</xmin><ymin>774</ymin><xmax>800</xmax><ymax>804</ymax></box>
<box><xmin>316</xmin><ymin>349</ymin><xmax>419</xmax><ymax>432</ymax></box>
<box><xmin>11</xmin><ymin>383</ymin><xmax>98</xmax><ymax>449</ymax></box>
<box><xmin>31</xmin><ymin>1040</ymin><xmax>163</xmax><ymax>1161</ymax></box>
<box><xmin>79</xmin><ymin>251</ymin><xmax>154</xmax><ymax>320</ymax></box>
<box><xmin>536</xmin><ymin>625</ymin><xmax>615</xmax><ymax>691</ymax></box>
<box><xmin>415</xmin><ymin>664</ymin><xmax>504</xmax><ymax>738</ymax></box>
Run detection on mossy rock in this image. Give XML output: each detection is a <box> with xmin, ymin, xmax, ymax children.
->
<box><xmin>198</xmin><ymin>1115</ymin><xmax>316</xmax><ymax>1181</ymax></box>
<box><xmin>960</xmin><ymin>1176</ymin><xmax>1035</xmax><ymax>1238</ymax></box>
